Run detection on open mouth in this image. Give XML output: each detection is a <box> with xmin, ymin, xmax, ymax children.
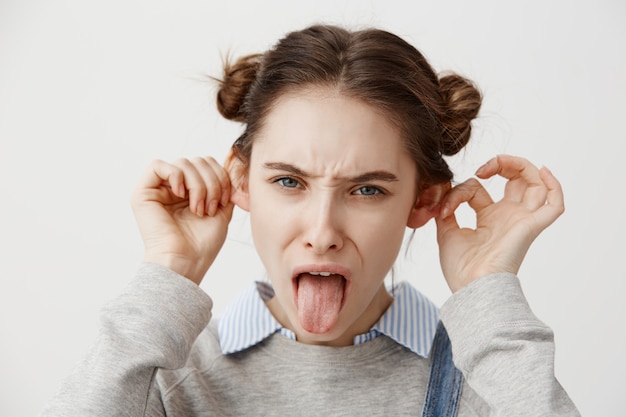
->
<box><xmin>294</xmin><ymin>271</ymin><xmax>348</xmax><ymax>334</ymax></box>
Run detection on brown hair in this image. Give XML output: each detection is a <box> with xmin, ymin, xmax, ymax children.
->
<box><xmin>216</xmin><ymin>24</ymin><xmax>481</xmax><ymax>187</ymax></box>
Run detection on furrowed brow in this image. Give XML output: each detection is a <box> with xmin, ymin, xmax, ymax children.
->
<box><xmin>263</xmin><ymin>162</ymin><xmax>398</xmax><ymax>183</ymax></box>
<box><xmin>350</xmin><ymin>171</ymin><xmax>398</xmax><ymax>183</ymax></box>
<box><xmin>263</xmin><ymin>162</ymin><xmax>309</xmax><ymax>176</ymax></box>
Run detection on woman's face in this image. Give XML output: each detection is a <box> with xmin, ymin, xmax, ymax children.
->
<box><xmin>241</xmin><ymin>89</ymin><xmax>420</xmax><ymax>346</ymax></box>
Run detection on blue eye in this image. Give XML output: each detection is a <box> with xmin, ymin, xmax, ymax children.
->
<box><xmin>276</xmin><ymin>177</ymin><xmax>301</xmax><ymax>188</ymax></box>
<box><xmin>353</xmin><ymin>186</ymin><xmax>382</xmax><ymax>196</ymax></box>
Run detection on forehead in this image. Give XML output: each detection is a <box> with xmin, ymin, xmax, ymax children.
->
<box><xmin>251</xmin><ymin>89</ymin><xmax>414</xmax><ymax>176</ymax></box>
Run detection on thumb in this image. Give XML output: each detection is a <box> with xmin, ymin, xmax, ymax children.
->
<box><xmin>435</xmin><ymin>211</ymin><xmax>459</xmax><ymax>243</ymax></box>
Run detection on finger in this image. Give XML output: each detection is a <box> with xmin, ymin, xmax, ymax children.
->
<box><xmin>140</xmin><ymin>160</ymin><xmax>186</xmax><ymax>198</ymax></box>
<box><xmin>475</xmin><ymin>155</ymin><xmax>538</xmax><ymax>181</ymax></box>
<box><xmin>440</xmin><ymin>178</ymin><xmax>494</xmax><ymax>219</ymax></box>
<box><xmin>435</xmin><ymin>209</ymin><xmax>461</xmax><ymax>243</ymax></box>
<box><xmin>203</xmin><ymin>156</ymin><xmax>232</xmax><ymax>209</ymax></box>
<box><xmin>533</xmin><ymin>166</ymin><xmax>565</xmax><ymax>229</ymax></box>
<box><xmin>173</xmin><ymin>158</ymin><xmax>208</xmax><ymax>216</ymax></box>
<box><xmin>476</xmin><ymin>155</ymin><xmax>547</xmax><ymax>209</ymax></box>
<box><xmin>189</xmin><ymin>157</ymin><xmax>225</xmax><ymax>216</ymax></box>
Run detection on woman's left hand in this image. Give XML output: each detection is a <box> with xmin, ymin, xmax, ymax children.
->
<box><xmin>435</xmin><ymin>154</ymin><xmax>565</xmax><ymax>293</ymax></box>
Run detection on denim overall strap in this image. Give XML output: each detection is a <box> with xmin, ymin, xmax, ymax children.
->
<box><xmin>421</xmin><ymin>322</ymin><xmax>464</xmax><ymax>417</ymax></box>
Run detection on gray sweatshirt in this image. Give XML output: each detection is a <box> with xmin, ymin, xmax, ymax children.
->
<box><xmin>39</xmin><ymin>263</ymin><xmax>580</xmax><ymax>416</ymax></box>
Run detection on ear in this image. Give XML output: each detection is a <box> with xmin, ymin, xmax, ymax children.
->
<box><xmin>407</xmin><ymin>182</ymin><xmax>450</xmax><ymax>228</ymax></box>
<box><xmin>224</xmin><ymin>149</ymin><xmax>250</xmax><ymax>212</ymax></box>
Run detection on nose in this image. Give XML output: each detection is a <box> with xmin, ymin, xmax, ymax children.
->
<box><xmin>303</xmin><ymin>195</ymin><xmax>344</xmax><ymax>254</ymax></box>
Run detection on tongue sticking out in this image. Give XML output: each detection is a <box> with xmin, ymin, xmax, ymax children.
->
<box><xmin>297</xmin><ymin>273</ymin><xmax>345</xmax><ymax>334</ymax></box>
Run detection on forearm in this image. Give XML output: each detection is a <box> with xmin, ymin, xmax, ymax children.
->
<box><xmin>441</xmin><ymin>273</ymin><xmax>580</xmax><ymax>417</ymax></box>
<box><xmin>39</xmin><ymin>263</ymin><xmax>213</xmax><ymax>417</ymax></box>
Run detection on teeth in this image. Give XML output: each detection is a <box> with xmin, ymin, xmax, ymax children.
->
<box><xmin>309</xmin><ymin>271</ymin><xmax>332</xmax><ymax>276</ymax></box>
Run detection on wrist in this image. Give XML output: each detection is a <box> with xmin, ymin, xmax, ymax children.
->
<box><xmin>143</xmin><ymin>253</ymin><xmax>207</xmax><ymax>285</ymax></box>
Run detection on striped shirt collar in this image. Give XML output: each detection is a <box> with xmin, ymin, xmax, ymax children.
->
<box><xmin>218</xmin><ymin>281</ymin><xmax>439</xmax><ymax>358</ymax></box>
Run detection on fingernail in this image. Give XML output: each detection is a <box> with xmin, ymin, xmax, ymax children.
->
<box><xmin>440</xmin><ymin>204</ymin><xmax>450</xmax><ymax>219</ymax></box>
<box><xmin>475</xmin><ymin>163</ymin><xmax>488</xmax><ymax>176</ymax></box>
<box><xmin>196</xmin><ymin>200</ymin><xmax>204</xmax><ymax>217</ymax></box>
<box><xmin>208</xmin><ymin>200</ymin><xmax>218</xmax><ymax>217</ymax></box>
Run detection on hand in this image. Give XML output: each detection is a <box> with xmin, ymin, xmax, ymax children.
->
<box><xmin>130</xmin><ymin>157</ymin><xmax>234</xmax><ymax>285</ymax></box>
<box><xmin>435</xmin><ymin>155</ymin><xmax>564</xmax><ymax>292</ymax></box>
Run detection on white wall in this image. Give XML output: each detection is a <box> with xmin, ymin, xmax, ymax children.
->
<box><xmin>1</xmin><ymin>0</ymin><xmax>623</xmax><ymax>415</ymax></box>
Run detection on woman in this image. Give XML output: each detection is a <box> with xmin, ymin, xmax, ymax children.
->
<box><xmin>40</xmin><ymin>25</ymin><xmax>579</xmax><ymax>416</ymax></box>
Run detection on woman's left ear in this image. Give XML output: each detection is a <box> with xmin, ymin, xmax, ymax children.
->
<box><xmin>224</xmin><ymin>149</ymin><xmax>250</xmax><ymax>212</ymax></box>
<box><xmin>407</xmin><ymin>182</ymin><xmax>450</xmax><ymax>228</ymax></box>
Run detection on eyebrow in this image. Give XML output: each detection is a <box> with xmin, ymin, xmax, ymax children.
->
<box><xmin>263</xmin><ymin>162</ymin><xmax>399</xmax><ymax>183</ymax></box>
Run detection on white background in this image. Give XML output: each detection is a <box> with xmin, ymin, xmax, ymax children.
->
<box><xmin>1</xmin><ymin>0</ymin><xmax>624</xmax><ymax>415</ymax></box>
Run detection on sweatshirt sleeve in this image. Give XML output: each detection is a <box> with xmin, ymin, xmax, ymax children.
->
<box><xmin>39</xmin><ymin>262</ymin><xmax>213</xmax><ymax>417</ymax></box>
<box><xmin>439</xmin><ymin>273</ymin><xmax>580</xmax><ymax>417</ymax></box>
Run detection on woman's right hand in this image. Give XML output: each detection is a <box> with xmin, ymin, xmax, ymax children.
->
<box><xmin>130</xmin><ymin>157</ymin><xmax>234</xmax><ymax>285</ymax></box>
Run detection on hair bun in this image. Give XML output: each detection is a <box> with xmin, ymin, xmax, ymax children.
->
<box><xmin>438</xmin><ymin>73</ymin><xmax>482</xmax><ymax>156</ymax></box>
<box><xmin>216</xmin><ymin>54</ymin><xmax>261</xmax><ymax>122</ymax></box>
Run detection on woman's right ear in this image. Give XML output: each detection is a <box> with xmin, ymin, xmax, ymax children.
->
<box><xmin>224</xmin><ymin>149</ymin><xmax>250</xmax><ymax>212</ymax></box>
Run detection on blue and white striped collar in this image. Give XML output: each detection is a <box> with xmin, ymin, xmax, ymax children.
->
<box><xmin>218</xmin><ymin>280</ymin><xmax>439</xmax><ymax>358</ymax></box>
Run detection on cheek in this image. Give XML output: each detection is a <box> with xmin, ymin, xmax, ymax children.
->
<box><xmin>355</xmin><ymin>217</ymin><xmax>407</xmax><ymax>265</ymax></box>
<box><xmin>249</xmin><ymin>208</ymin><xmax>277</xmax><ymax>252</ymax></box>
<box><xmin>247</xmin><ymin>194</ymin><xmax>294</xmax><ymax>266</ymax></box>
<box><xmin>344</xmin><ymin>201</ymin><xmax>410</xmax><ymax>258</ymax></box>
